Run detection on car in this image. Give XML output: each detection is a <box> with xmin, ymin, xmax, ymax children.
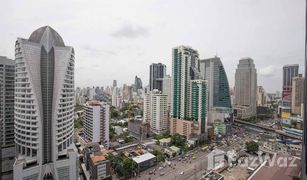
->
<box><xmin>158</xmin><ymin>166</ymin><xmax>163</xmax><ymax>170</ymax></box>
<box><xmin>160</xmin><ymin>172</ymin><xmax>165</xmax><ymax>176</ymax></box>
<box><xmin>180</xmin><ymin>171</ymin><xmax>184</xmax><ymax>175</ymax></box>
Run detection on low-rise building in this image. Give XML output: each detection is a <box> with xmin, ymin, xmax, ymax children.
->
<box><xmin>159</xmin><ymin>138</ymin><xmax>171</xmax><ymax>147</ymax></box>
<box><xmin>164</xmin><ymin>146</ymin><xmax>180</xmax><ymax>157</ymax></box>
<box><xmin>203</xmin><ymin>170</ymin><xmax>224</xmax><ymax>180</ymax></box>
<box><xmin>83</xmin><ymin>143</ymin><xmax>111</xmax><ymax>180</ymax></box>
<box><xmin>132</xmin><ymin>153</ymin><xmax>157</xmax><ymax>172</ymax></box>
<box><xmin>128</xmin><ymin>119</ymin><xmax>150</xmax><ymax>139</ymax></box>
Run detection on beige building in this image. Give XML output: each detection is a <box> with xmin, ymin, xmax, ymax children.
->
<box><xmin>256</xmin><ymin>86</ymin><xmax>267</xmax><ymax>107</ymax></box>
<box><xmin>169</xmin><ymin>118</ymin><xmax>199</xmax><ymax>139</ymax></box>
<box><xmin>291</xmin><ymin>75</ymin><xmax>304</xmax><ymax>115</ymax></box>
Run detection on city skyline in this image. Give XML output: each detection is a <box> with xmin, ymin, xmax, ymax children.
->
<box><xmin>0</xmin><ymin>0</ymin><xmax>304</xmax><ymax>92</ymax></box>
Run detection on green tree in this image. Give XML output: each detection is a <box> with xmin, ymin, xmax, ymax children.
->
<box><xmin>245</xmin><ymin>141</ymin><xmax>259</xmax><ymax>153</ymax></box>
<box><xmin>74</xmin><ymin>117</ymin><xmax>83</xmax><ymax>129</ymax></box>
<box><xmin>183</xmin><ymin>144</ymin><xmax>190</xmax><ymax>153</ymax></box>
<box><xmin>153</xmin><ymin>150</ymin><xmax>165</xmax><ymax>162</ymax></box>
<box><xmin>110</xmin><ymin>106</ymin><xmax>120</xmax><ymax>119</ymax></box>
<box><xmin>171</xmin><ymin>133</ymin><xmax>186</xmax><ymax>147</ymax></box>
<box><xmin>123</xmin><ymin>158</ymin><xmax>137</xmax><ymax>177</ymax></box>
<box><xmin>292</xmin><ymin>176</ymin><xmax>300</xmax><ymax>180</ymax></box>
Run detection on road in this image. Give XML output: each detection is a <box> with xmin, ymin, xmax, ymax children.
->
<box><xmin>132</xmin><ymin>150</ymin><xmax>209</xmax><ymax>180</ymax></box>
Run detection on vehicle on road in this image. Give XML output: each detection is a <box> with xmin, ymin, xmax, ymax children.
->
<box><xmin>180</xmin><ymin>171</ymin><xmax>184</xmax><ymax>175</ymax></box>
<box><xmin>160</xmin><ymin>172</ymin><xmax>165</xmax><ymax>176</ymax></box>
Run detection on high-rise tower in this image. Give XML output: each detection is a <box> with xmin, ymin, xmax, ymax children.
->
<box><xmin>0</xmin><ymin>56</ymin><xmax>15</xmax><ymax>180</ymax></box>
<box><xmin>282</xmin><ymin>64</ymin><xmax>299</xmax><ymax>98</ymax></box>
<box><xmin>83</xmin><ymin>101</ymin><xmax>110</xmax><ymax>147</ymax></box>
<box><xmin>291</xmin><ymin>75</ymin><xmax>304</xmax><ymax>115</ymax></box>
<box><xmin>234</xmin><ymin>58</ymin><xmax>257</xmax><ymax>119</ymax></box>
<box><xmin>13</xmin><ymin>26</ymin><xmax>78</xmax><ymax>180</ymax></box>
<box><xmin>199</xmin><ymin>57</ymin><xmax>231</xmax><ymax>123</ymax></box>
<box><xmin>149</xmin><ymin>63</ymin><xmax>166</xmax><ymax>91</ymax></box>
<box><xmin>170</xmin><ymin>45</ymin><xmax>206</xmax><ymax>139</ymax></box>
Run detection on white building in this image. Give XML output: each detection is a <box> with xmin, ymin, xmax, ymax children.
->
<box><xmin>256</xmin><ymin>86</ymin><xmax>267</xmax><ymax>107</ymax></box>
<box><xmin>162</xmin><ymin>75</ymin><xmax>171</xmax><ymax>111</ymax></box>
<box><xmin>13</xmin><ymin>26</ymin><xmax>78</xmax><ymax>180</ymax></box>
<box><xmin>83</xmin><ymin>101</ymin><xmax>110</xmax><ymax>147</ymax></box>
<box><xmin>234</xmin><ymin>58</ymin><xmax>257</xmax><ymax>119</ymax></box>
<box><xmin>144</xmin><ymin>90</ymin><xmax>168</xmax><ymax>134</ymax></box>
<box><xmin>0</xmin><ymin>56</ymin><xmax>15</xmax><ymax>180</ymax></box>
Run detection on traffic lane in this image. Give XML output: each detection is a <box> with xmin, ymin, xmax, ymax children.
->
<box><xmin>156</xmin><ymin>151</ymin><xmax>209</xmax><ymax>180</ymax></box>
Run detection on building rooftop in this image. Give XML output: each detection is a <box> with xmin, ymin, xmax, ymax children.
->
<box><xmin>132</xmin><ymin>153</ymin><xmax>156</xmax><ymax>164</ymax></box>
<box><xmin>159</xmin><ymin>138</ymin><xmax>171</xmax><ymax>143</ymax></box>
<box><xmin>86</xmin><ymin>100</ymin><xmax>101</xmax><ymax>106</ymax></box>
<box><xmin>249</xmin><ymin>157</ymin><xmax>301</xmax><ymax>180</ymax></box>
<box><xmin>28</xmin><ymin>26</ymin><xmax>65</xmax><ymax>47</ymax></box>
<box><xmin>91</xmin><ymin>154</ymin><xmax>106</xmax><ymax>164</ymax></box>
<box><xmin>169</xmin><ymin>146</ymin><xmax>180</xmax><ymax>152</ymax></box>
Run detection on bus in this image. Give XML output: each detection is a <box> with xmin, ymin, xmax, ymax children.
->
<box><xmin>202</xmin><ymin>146</ymin><xmax>209</xmax><ymax>152</ymax></box>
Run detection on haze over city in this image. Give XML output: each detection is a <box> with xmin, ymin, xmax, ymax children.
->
<box><xmin>0</xmin><ymin>0</ymin><xmax>305</xmax><ymax>92</ymax></box>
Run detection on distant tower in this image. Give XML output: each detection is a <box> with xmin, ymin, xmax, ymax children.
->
<box><xmin>199</xmin><ymin>57</ymin><xmax>231</xmax><ymax>123</ymax></box>
<box><xmin>149</xmin><ymin>63</ymin><xmax>166</xmax><ymax>91</ymax></box>
<box><xmin>13</xmin><ymin>26</ymin><xmax>78</xmax><ymax>180</ymax></box>
<box><xmin>234</xmin><ymin>58</ymin><xmax>257</xmax><ymax>119</ymax></box>
<box><xmin>162</xmin><ymin>75</ymin><xmax>172</xmax><ymax>111</ymax></box>
<box><xmin>0</xmin><ymin>56</ymin><xmax>15</xmax><ymax>180</ymax></box>
<box><xmin>113</xmin><ymin>80</ymin><xmax>117</xmax><ymax>87</ymax></box>
<box><xmin>291</xmin><ymin>75</ymin><xmax>304</xmax><ymax>115</ymax></box>
<box><xmin>282</xmin><ymin>64</ymin><xmax>299</xmax><ymax>98</ymax></box>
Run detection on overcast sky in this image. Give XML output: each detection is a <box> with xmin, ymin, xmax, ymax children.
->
<box><xmin>0</xmin><ymin>0</ymin><xmax>304</xmax><ymax>92</ymax></box>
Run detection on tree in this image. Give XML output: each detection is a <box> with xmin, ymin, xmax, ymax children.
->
<box><xmin>245</xmin><ymin>141</ymin><xmax>259</xmax><ymax>154</ymax></box>
<box><xmin>110</xmin><ymin>106</ymin><xmax>120</xmax><ymax>119</ymax></box>
<box><xmin>74</xmin><ymin>117</ymin><xmax>83</xmax><ymax>129</ymax></box>
<box><xmin>292</xmin><ymin>176</ymin><xmax>300</xmax><ymax>180</ymax></box>
<box><xmin>153</xmin><ymin>150</ymin><xmax>165</xmax><ymax>162</ymax></box>
<box><xmin>183</xmin><ymin>144</ymin><xmax>190</xmax><ymax>153</ymax></box>
<box><xmin>171</xmin><ymin>133</ymin><xmax>186</xmax><ymax>147</ymax></box>
<box><xmin>123</xmin><ymin>158</ymin><xmax>137</xmax><ymax>177</ymax></box>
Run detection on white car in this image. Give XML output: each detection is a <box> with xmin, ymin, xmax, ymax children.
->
<box><xmin>180</xmin><ymin>171</ymin><xmax>184</xmax><ymax>175</ymax></box>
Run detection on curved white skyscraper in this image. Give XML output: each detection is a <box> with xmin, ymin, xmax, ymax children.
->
<box><xmin>14</xmin><ymin>26</ymin><xmax>78</xmax><ymax>180</ymax></box>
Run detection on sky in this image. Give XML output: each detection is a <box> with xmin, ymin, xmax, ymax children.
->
<box><xmin>0</xmin><ymin>0</ymin><xmax>305</xmax><ymax>92</ymax></box>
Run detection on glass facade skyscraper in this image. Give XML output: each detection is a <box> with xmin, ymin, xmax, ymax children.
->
<box><xmin>149</xmin><ymin>63</ymin><xmax>166</xmax><ymax>91</ymax></box>
<box><xmin>200</xmin><ymin>57</ymin><xmax>231</xmax><ymax>110</ymax></box>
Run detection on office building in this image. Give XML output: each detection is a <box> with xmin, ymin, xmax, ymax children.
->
<box><xmin>170</xmin><ymin>45</ymin><xmax>206</xmax><ymax>139</ymax></box>
<box><xmin>149</xmin><ymin>63</ymin><xmax>166</xmax><ymax>91</ymax></box>
<box><xmin>135</xmin><ymin>76</ymin><xmax>143</xmax><ymax>90</ymax></box>
<box><xmin>112</xmin><ymin>87</ymin><xmax>122</xmax><ymax>108</ymax></box>
<box><xmin>234</xmin><ymin>58</ymin><xmax>257</xmax><ymax>119</ymax></box>
<box><xmin>128</xmin><ymin>117</ymin><xmax>150</xmax><ymax>140</ymax></box>
<box><xmin>13</xmin><ymin>26</ymin><xmax>78</xmax><ymax>180</ymax></box>
<box><xmin>291</xmin><ymin>75</ymin><xmax>304</xmax><ymax>115</ymax></box>
<box><xmin>199</xmin><ymin>57</ymin><xmax>231</xmax><ymax>123</ymax></box>
<box><xmin>0</xmin><ymin>56</ymin><xmax>15</xmax><ymax>180</ymax></box>
<box><xmin>83</xmin><ymin>101</ymin><xmax>110</xmax><ymax>147</ymax></box>
<box><xmin>190</xmin><ymin>80</ymin><xmax>208</xmax><ymax>134</ymax></box>
<box><xmin>162</xmin><ymin>75</ymin><xmax>171</xmax><ymax>111</ymax></box>
<box><xmin>83</xmin><ymin>143</ymin><xmax>111</xmax><ymax>180</ymax></box>
<box><xmin>113</xmin><ymin>80</ymin><xmax>117</xmax><ymax>87</ymax></box>
<box><xmin>143</xmin><ymin>90</ymin><xmax>168</xmax><ymax>134</ymax></box>
<box><xmin>303</xmin><ymin>7</ymin><xmax>307</xmax><ymax>179</ymax></box>
<box><xmin>256</xmin><ymin>86</ymin><xmax>267</xmax><ymax>107</ymax></box>
<box><xmin>282</xmin><ymin>64</ymin><xmax>299</xmax><ymax>99</ymax></box>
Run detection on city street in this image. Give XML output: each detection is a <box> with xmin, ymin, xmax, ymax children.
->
<box><xmin>132</xmin><ymin>150</ymin><xmax>209</xmax><ymax>180</ymax></box>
